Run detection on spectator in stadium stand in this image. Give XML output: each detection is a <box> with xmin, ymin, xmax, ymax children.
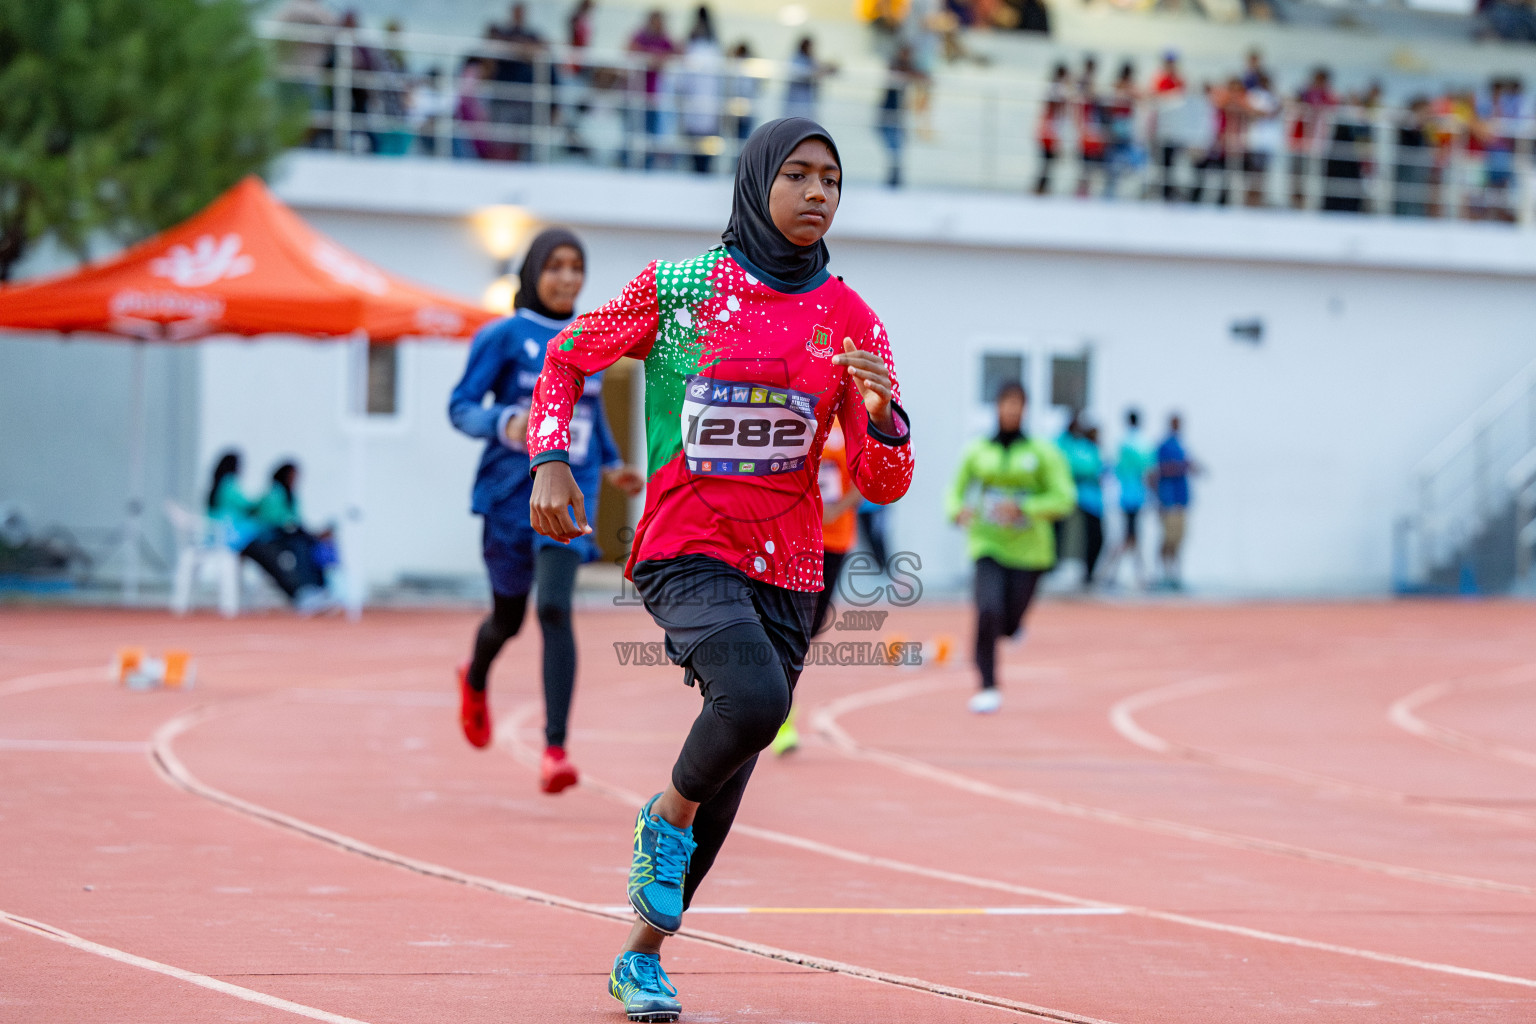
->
<box><xmin>1104</xmin><ymin>61</ymin><xmax>1141</xmax><ymax>198</ymax></box>
<box><xmin>323</xmin><ymin>10</ymin><xmax>385</xmax><ymax>153</ymax></box>
<box><xmin>1192</xmin><ymin>79</ymin><xmax>1243</xmax><ymax>206</ymax></box>
<box><xmin>407</xmin><ymin>67</ymin><xmax>453</xmax><ymax>155</ymax></box>
<box><xmin>1394</xmin><ymin>96</ymin><xmax>1436</xmax><ymax>218</ymax></box>
<box><xmin>1477</xmin><ymin>77</ymin><xmax>1522</xmax><ymax>222</ymax></box>
<box><xmin>273</xmin><ymin>0</ymin><xmax>339</xmax><ymax>147</ymax></box>
<box><xmin>1004</xmin><ymin>0</ymin><xmax>1051</xmax><ymax>33</ymax></box>
<box><xmin>1322</xmin><ymin>89</ymin><xmax>1374</xmax><ymax>214</ymax></box>
<box><xmin>1240</xmin><ymin>48</ymin><xmax>1270</xmax><ymax>91</ymax></box>
<box><xmin>1244</xmin><ymin>72</ymin><xmax>1282</xmax><ymax>207</ymax></box>
<box><xmin>628</xmin><ymin>9</ymin><xmax>680</xmax><ymax>169</ymax></box>
<box><xmin>454</xmin><ymin>57</ymin><xmax>495</xmax><ymax>159</ymax></box>
<box><xmin>1149</xmin><ymin>51</ymin><xmax>1186</xmax><ymax>201</ymax></box>
<box><xmin>678</xmin><ymin>6</ymin><xmax>725</xmax><ymax>175</ymax></box>
<box><xmin>784</xmin><ymin>37</ymin><xmax>837</xmax><ymax>121</ymax></box>
<box><xmin>486</xmin><ymin>2</ymin><xmax>550</xmax><ymax>162</ymax></box>
<box><xmin>1075</xmin><ymin>56</ymin><xmax>1106</xmax><ymax>196</ymax></box>
<box><xmin>725</xmin><ymin>43</ymin><xmax>761</xmax><ymax>152</ymax></box>
<box><xmin>1289</xmin><ymin>67</ymin><xmax>1336</xmax><ymax>209</ymax></box>
<box><xmin>568</xmin><ymin>0</ymin><xmax>593</xmax><ymax>48</ymax></box>
<box><xmin>876</xmin><ymin>43</ymin><xmax>926</xmax><ymax>188</ymax></box>
<box><xmin>1035</xmin><ymin>63</ymin><xmax>1071</xmax><ymax>194</ymax></box>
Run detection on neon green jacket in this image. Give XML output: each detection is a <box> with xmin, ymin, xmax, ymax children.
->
<box><xmin>946</xmin><ymin>434</ymin><xmax>1076</xmax><ymax>569</ymax></box>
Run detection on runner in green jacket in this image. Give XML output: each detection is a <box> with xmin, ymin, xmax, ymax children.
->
<box><xmin>946</xmin><ymin>382</ymin><xmax>1075</xmax><ymax>713</ymax></box>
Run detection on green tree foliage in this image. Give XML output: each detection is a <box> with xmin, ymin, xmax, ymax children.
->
<box><xmin>0</xmin><ymin>0</ymin><xmax>303</xmax><ymax>281</ymax></box>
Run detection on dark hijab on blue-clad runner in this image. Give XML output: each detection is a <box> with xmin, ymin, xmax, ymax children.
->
<box><xmin>514</xmin><ymin>227</ymin><xmax>585</xmax><ymax>320</ymax></box>
<box><xmin>721</xmin><ymin>117</ymin><xmax>843</xmax><ymax>288</ymax></box>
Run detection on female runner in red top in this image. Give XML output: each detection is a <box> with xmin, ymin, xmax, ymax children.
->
<box><xmin>527</xmin><ymin>117</ymin><xmax>914</xmax><ymax>1021</ymax></box>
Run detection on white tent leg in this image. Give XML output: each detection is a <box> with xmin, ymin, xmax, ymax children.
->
<box><xmin>124</xmin><ymin>339</ymin><xmax>147</xmax><ymax>604</ymax></box>
<box><xmin>343</xmin><ymin>332</ymin><xmax>368</xmax><ymax>620</ymax></box>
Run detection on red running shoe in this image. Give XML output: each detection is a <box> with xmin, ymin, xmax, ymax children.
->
<box><xmin>540</xmin><ymin>745</ymin><xmax>579</xmax><ymax>794</ymax></box>
<box><xmin>458</xmin><ymin>663</ymin><xmax>492</xmax><ymax>749</ymax></box>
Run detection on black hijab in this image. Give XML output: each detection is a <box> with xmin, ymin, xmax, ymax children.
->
<box><xmin>515</xmin><ymin>227</ymin><xmax>585</xmax><ymax>320</ymax></box>
<box><xmin>721</xmin><ymin>117</ymin><xmax>841</xmax><ymax>288</ymax></box>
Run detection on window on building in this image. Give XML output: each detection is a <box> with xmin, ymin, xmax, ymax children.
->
<box><xmin>980</xmin><ymin>352</ymin><xmax>1025</xmax><ymax>403</ymax></box>
<box><xmin>1050</xmin><ymin>354</ymin><xmax>1089</xmax><ymax>412</ymax></box>
<box><xmin>365</xmin><ymin>341</ymin><xmax>398</xmax><ymax>416</ymax></box>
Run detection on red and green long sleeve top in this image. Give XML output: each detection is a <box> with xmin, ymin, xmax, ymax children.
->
<box><xmin>527</xmin><ymin>246</ymin><xmax>914</xmax><ymax>592</ymax></box>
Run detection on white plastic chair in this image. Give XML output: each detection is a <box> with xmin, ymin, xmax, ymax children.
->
<box><xmin>165</xmin><ymin>500</ymin><xmax>241</xmax><ymax>617</ymax></box>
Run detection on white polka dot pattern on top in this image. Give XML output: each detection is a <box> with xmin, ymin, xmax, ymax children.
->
<box><xmin>526</xmin><ymin>248</ymin><xmax>914</xmax><ymax>592</ymax></box>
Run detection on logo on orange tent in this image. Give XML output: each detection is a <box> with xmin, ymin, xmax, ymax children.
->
<box><xmin>149</xmin><ymin>235</ymin><xmax>253</xmax><ymax>288</ymax></box>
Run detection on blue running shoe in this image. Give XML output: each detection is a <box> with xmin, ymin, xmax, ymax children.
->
<box><xmin>626</xmin><ymin>793</ymin><xmax>696</xmax><ymax>935</ymax></box>
<box><xmin>610</xmin><ymin>951</ymin><xmax>681</xmax><ymax>1022</ymax></box>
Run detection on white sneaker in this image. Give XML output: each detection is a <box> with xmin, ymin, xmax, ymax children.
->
<box><xmin>968</xmin><ymin>688</ymin><xmax>1003</xmax><ymax>714</ymax></box>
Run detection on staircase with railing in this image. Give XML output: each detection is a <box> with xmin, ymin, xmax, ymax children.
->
<box><xmin>1395</xmin><ymin>356</ymin><xmax>1536</xmax><ymax>595</ymax></box>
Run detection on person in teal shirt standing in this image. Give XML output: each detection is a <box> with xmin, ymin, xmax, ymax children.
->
<box><xmin>947</xmin><ymin>382</ymin><xmax>1075</xmax><ymax>714</ymax></box>
<box><xmin>1056</xmin><ymin>417</ymin><xmax>1105</xmax><ymax>588</ymax></box>
<box><xmin>1105</xmin><ymin>408</ymin><xmax>1152</xmax><ymax>588</ymax></box>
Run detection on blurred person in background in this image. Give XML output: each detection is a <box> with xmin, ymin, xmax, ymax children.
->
<box><xmin>628</xmin><ymin>9</ymin><xmax>680</xmax><ymax>169</ymax></box>
<box><xmin>568</xmin><ymin>0</ymin><xmax>594</xmax><ymax>48</ymax></box>
<box><xmin>1193</xmin><ymin>77</ymin><xmax>1246</xmax><ymax>206</ymax></box>
<box><xmin>1322</xmin><ymin>89</ymin><xmax>1373</xmax><ymax>214</ymax></box>
<box><xmin>1477</xmin><ymin>77</ymin><xmax>1522</xmax><ymax>222</ymax></box>
<box><xmin>948</xmin><ymin>382</ymin><xmax>1074</xmax><ymax>714</ymax></box>
<box><xmin>273</xmin><ymin>0</ymin><xmax>339</xmax><ymax>148</ymax></box>
<box><xmin>1035</xmin><ymin>63</ymin><xmax>1071</xmax><ymax>194</ymax></box>
<box><xmin>1154</xmin><ymin>412</ymin><xmax>1200</xmax><ymax>590</ymax></box>
<box><xmin>453</xmin><ymin>57</ymin><xmax>494</xmax><ymax>158</ymax></box>
<box><xmin>678</xmin><ymin>6</ymin><xmax>725</xmax><ymax>174</ymax></box>
<box><xmin>486</xmin><ymin>2</ymin><xmax>550</xmax><ymax>162</ymax></box>
<box><xmin>1394</xmin><ymin>96</ymin><xmax>1436</xmax><ymax>218</ymax></box>
<box><xmin>771</xmin><ymin>419</ymin><xmax>863</xmax><ymax>756</ymax></box>
<box><xmin>1289</xmin><ymin>67</ymin><xmax>1336</xmax><ymax>208</ymax></box>
<box><xmin>1243</xmin><ymin>72</ymin><xmax>1282</xmax><ymax>206</ymax></box>
<box><xmin>1075</xmin><ymin>56</ymin><xmax>1107</xmax><ymax>196</ymax></box>
<box><xmin>324</xmin><ymin>10</ymin><xmax>386</xmax><ymax>153</ymax></box>
<box><xmin>407</xmin><ymin>67</ymin><xmax>454</xmax><ymax>155</ymax></box>
<box><xmin>447</xmin><ymin>228</ymin><xmax>645</xmax><ymax>791</ymax></box>
<box><xmin>1241</xmin><ymin>47</ymin><xmax>1269</xmax><ymax>91</ymax></box>
<box><xmin>876</xmin><ymin>44</ymin><xmax>926</xmax><ymax>188</ymax></box>
<box><xmin>1104</xmin><ymin>408</ymin><xmax>1152</xmax><ymax>589</ymax></box>
<box><xmin>1149</xmin><ymin>51</ymin><xmax>1186</xmax><ymax>201</ymax></box>
<box><xmin>207</xmin><ymin>451</ymin><xmax>260</xmax><ymax>551</ymax></box>
<box><xmin>1063</xmin><ymin>419</ymin><xmax>1106</xmax><ymax>588</ymax></box>
<box><xmin>247</xmin><ymin>461</ymin><xmax>339</xmax><ymax>613</ymax></box>
<box><xmin>725</xmin><ymin>42</ymin><xmax>761</xmax><ymax>151</ymax></box>
<box><xmin>784</xmin><ymin>36</ymin><xmax>837</xmax><ymax>121</ymax></box>
<box><xmin>1104</xmin><ymin>61</ymin><xmax>1142</xmax><ymax>198</ymax></box>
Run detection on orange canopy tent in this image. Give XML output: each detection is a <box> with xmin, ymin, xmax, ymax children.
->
<box><xmin>0</xmin><ymin>175</ymin><xmax>494</xmax><ymax>341</ymax></box>
<box><xmin>0</xmin><ymin>175</ymin><xmax>498</xmax><ymax>606</ymax></box>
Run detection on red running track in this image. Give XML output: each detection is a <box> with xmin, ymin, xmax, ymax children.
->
<box><xmin>2</xmin><ymin>601</ymin><xmax>1534</xmax><ymax>1023</ymax></box>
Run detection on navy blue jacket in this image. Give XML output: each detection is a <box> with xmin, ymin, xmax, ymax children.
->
<box><xmin>449</xmin><ymin>309</ymin><xmax>622</xmax><ymax>528</ymax></box>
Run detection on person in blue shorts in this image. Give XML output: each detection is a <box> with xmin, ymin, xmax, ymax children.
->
<box><xmin>448</xmin><ymin>227</ymin><xmax>644</xmax><ymax>792</ymax></box>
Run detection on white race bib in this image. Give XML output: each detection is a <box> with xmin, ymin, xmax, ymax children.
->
<box><xmin>680</xmin><ymin>375</ymin><xmax>818</xmax><ymax>477</ymax></box>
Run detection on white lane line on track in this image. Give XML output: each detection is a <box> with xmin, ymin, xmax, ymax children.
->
<box><xmin>149</xmin><ymin>702</ymin><xmax>1120</xmax><ymax>1024</ymax></box>
<box><xmin>595</xmin><ymin>905</ymin><xmax>1128</xmax><ymax>916</ymax></box>
<box><xmin>497</xmin><ymin>698</ymin><xmax>1536</xmax><ymax>992</ymax></box>
<box><xmin>0</xmin><ymin>666</ymin><xmax>108</xmax><ymax>697</ymax></box>
<box><xmin>816</xmin><ymin>676</ymin><xmax>1536</xmax><ymax>898</ymax></box>
<box><xmin>1110</xmin><ymin>668</ymin><xmax>1536</xmax><ymax>827</ymax></box>
<box><xmin>0</xmin><ymin>909</ymin><xmax>376</xmax><ymax>1024</ymax></box>
<box><xmin>0</xmin><ymin>739</ymin><xmax>148</xmax><ymax>753</ymax></box>
<box><xmin>1389</xmin><ymin>668</ymin><xmax>1536</xmax><ymax>771</ymax></box>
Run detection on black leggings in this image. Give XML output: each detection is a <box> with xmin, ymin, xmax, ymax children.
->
<box><xmin>973</xmin><ymin>556</ymin><xmax>1043</xmax><ymax>691</ymax></box>
<box><xmin>671</xmin><ymin>620</ymin><xmax>798</xmax><ymax>909</ymax></box>
<box><xmin>466</xmin><ymin>545</ymin><xmax>582</xmax><ymax>748</ymax></box>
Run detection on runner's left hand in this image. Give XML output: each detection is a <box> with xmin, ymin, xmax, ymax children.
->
<box><xmin>832</xmin><ymin>338</ymin><xmax>895</xmax><ymax>434</ymax></box>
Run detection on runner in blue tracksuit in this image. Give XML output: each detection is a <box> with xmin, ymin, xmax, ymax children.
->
<box><xmin>448</xmin><ymin>227</ymin><xmax>644</xmax><ymax>793</ymax></box>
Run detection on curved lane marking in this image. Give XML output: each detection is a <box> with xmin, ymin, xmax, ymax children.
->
<box><xmin>816</xmin><ymin>677</ymin><xmax>1536</xmax><ymax>898</ymax></box>
<box><xmin>1109</xmin><ymin>669</ymin><xmax>1536</xmax><ymax>828</ymax></box>
<box><xmin>0</xmin><ymin>910</ymin><xmax>376</xmax><ymax>1024</ymax></box>
<box><xmin>1389</xmin><ymin>669</ymin><xmax>1536</xmax><ymax>771</ymax></box>
<box><xmin>0</xmin><ymin>666</ymin><xmax>108</xmax><ymax>698</ymax></box>
<box><xmin>151</xmin><ymin>700</ymin><xmax>1120</xmax><ymax>1024</ymax></box>
<box><xmin>498</xmin><ymin>694</ymin><xmax>1536</xmax><ymax>991</ymax></box>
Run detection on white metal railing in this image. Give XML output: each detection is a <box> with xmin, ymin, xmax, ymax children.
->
<box><xmin>258</xmin><ymin>21</ymin><xmax>1536</xmax><ymax>220</ymax></box>
<box><xmin>1398</xmin><ymin>355</ymin><xmax>1536</xmax><ymax>590</ymax></box>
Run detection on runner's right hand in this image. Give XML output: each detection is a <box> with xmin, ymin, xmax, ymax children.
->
<box><xmin>530</xmin><ymin>461</ymin><xmax>592</xmax><ymax>542</ymax></box>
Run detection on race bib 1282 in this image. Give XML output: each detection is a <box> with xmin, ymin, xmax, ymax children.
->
<box><xmin>681</xmin><ymin>375</ymin><xmax>819</xmax><ymax>476</ymax></box>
